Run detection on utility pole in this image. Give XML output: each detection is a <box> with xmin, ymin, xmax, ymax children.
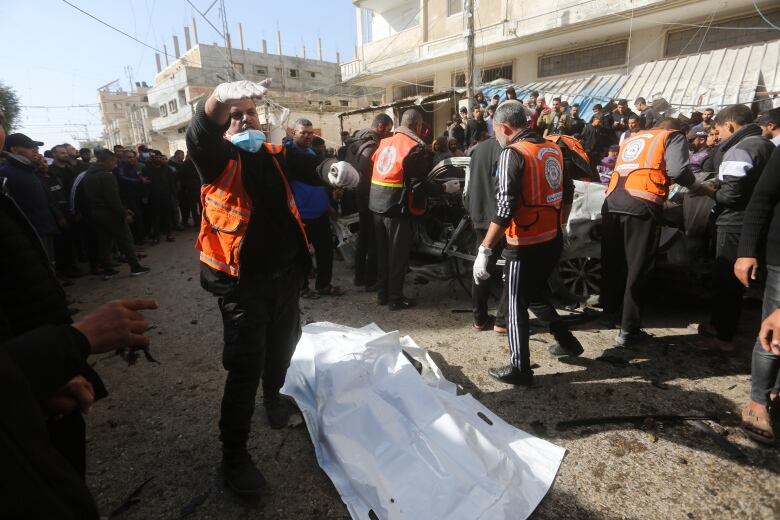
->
<box><xmin>465</xmin><ymin>0</ymin><xmax>475</xmax><ymax>110</ymax></box>
<box><xmin>220</xmin><ymin>0</ymin><xmax>235</xmax><ymax>80</ymax></box>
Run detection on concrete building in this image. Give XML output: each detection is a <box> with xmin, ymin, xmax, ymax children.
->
<box><xmin>341</xmin><ymin>0</ymin><xmax>780</xmax><ymax>131</ymax></box>
<box><xmin>148</xmin><ymin>33</ymin><xmax>382</xmax><ymax>153</ymax></box>
<box><xmin>97</xmin><ymin>81</ymin><xmax>167</xmax><ymax>151</ymax></box>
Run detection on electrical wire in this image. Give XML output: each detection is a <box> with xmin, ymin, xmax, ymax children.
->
<box><xmin>752</xmin><ymin>0</ymin><xmax>780</xmax><ymax>31</ymax></box>
<box><xmin>609</xmin><ymin>11</ymin><xmax>775</xmax><ymax>30</ymax></box>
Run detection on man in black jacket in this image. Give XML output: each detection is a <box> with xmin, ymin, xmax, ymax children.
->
<box><xmin>690</xmin><ymin>105</ymin><xmax>776</xmax><ymax>352</ymax></box>
<box><xmin>344</xmin><ymin>113</ymin><xmax>393</xmax><ymax>290</ymax></box>
<box><xmin>465</xmin><ymin>106</ymin><xmax>488</xmax><ymax>149</ymax></box>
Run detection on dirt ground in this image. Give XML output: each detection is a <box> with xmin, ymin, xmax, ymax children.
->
<box><xmin>70</xmin><ymin>230</ymin><xmax>780</xmax><ymax>520</ymax></box>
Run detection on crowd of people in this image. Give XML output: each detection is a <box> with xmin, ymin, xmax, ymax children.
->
<box><xmin>0</xmin><ymin>135</ymin><xmax>202</xmax><ymax>285</ymax></box>
<box><xmin>2</xmin><ymin>76</ymin><xmax>780</xmax><ymax>517</ymax></box>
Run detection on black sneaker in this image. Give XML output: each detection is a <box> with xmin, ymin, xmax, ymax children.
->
<box><xmin>388</xmin><ymin>297</ymin><xmax>416</xmax><ymax>311</ymax></box>
<box><xmin>130</xmin><ymin>265</ymin><xmax>151</xmax><ymax>277</ymax></box>
<box><xmin>548</xmin><ymin>330</ymin><xmax>584</xmax><ymax>357</ymax></box>
<box><xmin>615</xmin><ymin>329</ymin><xmax>652</xmax><ymax>347</ymax></box>
<box><xmin>221</xmin><ymin>452</ymin><xmax>267</xmax><ymax>496</ymax></box>
<box><xmin>264</xmin><ymin>395</ymin><xmax>297</xmax><ymax>429</ymax></box>
<box><xmin>102</xmin><ymin>268</ymin><xmax>120</xmax><ymax>280</ymax></box>
<box><xmin>488</xmin><ymin>365</ymin><xmax>533</xmax><ymax>386</ymax></box>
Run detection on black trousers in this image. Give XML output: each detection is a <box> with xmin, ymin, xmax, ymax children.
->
<box><xmin>601</xmin><ymin>211</ymin><xmax>660</xmax><ymax>332</ymax></box>
<box><xmin>91</xmin><ymin>213</ymin><xmax>140</xmax><ymax>271</ymax></box>
<box><xmin>148</xmin><ymin>196</ymin><xmax>172</xmax><ymax>239</ymax></box>
<box><xmin>472</xmin><ymin>228</ymin><xmax>507</xmax><ymax>327</ymax></box>
<box><xmin>125</xmin><ymin>198</ymin><xmax>146</xmax><ymax>244</ymax></box>
<box><xmin>303</xmin><ymin>213</ymin><xmax>334</xmax><ymax>291</ymax></box>
<box><xmin>217</xmin><ymin>268</ymin><xmax>303</xmax><ymax>454</ymax></box>
<box><xmin>179</xmin><ymin>188</ymin><xmax>200</xmax><ymax>226</ymax></box>
<box><xmin>708</xmin><ymin>228</ymin><xmax>745</xmax><ymax>341</ymax></box>
<box><xmin>354</xmin><ymin>210</ymin><xmax>378</xmax><ymax>286</ymax></box>
<box><xmin>374</xmin><ymin>213</ymin><xmax>412</xmax><ymax>304</ymax></box>
<box><xmin>506</xmin><ymin>236</ymin><xmax>563</xmax><ymax>371</ymax></box>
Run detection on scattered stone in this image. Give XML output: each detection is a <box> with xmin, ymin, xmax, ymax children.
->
<box><xmin>190</xmin><ymin>319</ymin><xmax>198</xmax><ymax>325</ymax></box>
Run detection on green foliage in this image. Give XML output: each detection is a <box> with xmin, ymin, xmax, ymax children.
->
<box><xmin>0</xmin><ymin>81</ymin><xmax>20</xmax><ymax>133</ymax></box>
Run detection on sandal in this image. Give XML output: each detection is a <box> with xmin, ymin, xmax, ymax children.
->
<box><xmin>317</xmin><ymin>285</ymin><xmax>346</xmax><ymax>297</ymax></box>
<box><xmin>301</xmin><ymin>288</ymin><xmax>320</xmax><ymax>299</ymax></box>
<box><xmin>741</xmin><ymin>402</ymin><xmax>775</xmax><ymax>445</ymax></box>
<box><xmin>688</xmin><ymin>322</ymin><xmax>717</xmax><ymax>337</ymax></box>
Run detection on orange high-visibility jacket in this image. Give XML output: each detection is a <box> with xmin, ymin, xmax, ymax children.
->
<box><xmin>505</xmin><ymin>140</ymin><xmax>564</xmax><ymax>246</ymax></box>
<box><xmin>196</xmin><ymin>144</ymin><xmax>308</xmax><ymax>277</ymax></box>
<box><xmin>371</xmin><ymin>131</ymin><xmax>425</xmax><ymax>216</ymax></box>
<box><xmin>607</xmin><ymin>129</ymin><xmax>676</xmax><ymax>205</ymax></box>
<box><xmin>546</xmin><ymin>134</ymin><xmax>590</xmax><ymax>166</ymax></box>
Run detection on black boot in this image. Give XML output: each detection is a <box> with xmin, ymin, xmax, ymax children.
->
<box><xmin>488</xmin><ymin>365</ymin><xmax>533</xmax><ymax>386</ymax></box>
<box><xmin>548</xmin><ymin>327</ymin><xmax>584</xmax><ymax>357</ymax></box>
<box><xmin>221</xmin><ymin>450</ymin><xmax>267</xmax><ymax>496</ymax></box>
<box><xmin>264</xmin><ymin>394</ymin><xmax>298</xmax><ymax>429</ymax></box>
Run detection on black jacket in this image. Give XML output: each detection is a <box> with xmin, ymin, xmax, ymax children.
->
<box><xmin>465</xmin><ymin>119</ymin><xmax>488</xmax><ymax>149</ymax></box>
<box><xmin>738</xmin><ymin>146</ymin><xmax>780</xmax><ymax>266</ymax></box>
<box><xmin>465</xmin><ymin>137</ymin><xmax>502</xmax><ymax>230</ymax></box>
<box><xmin>0</xmin><ymin>186</ymin><xmax>102</xmax><ymax>519</ymax></box>
<box><xmin>0</xmin><ymin>152</ymin><xmax>59</xmax><ymax>236</ymax></box>
<box><xmin>448</xmin><ymin>123</ymin><xmax>466</xmax><ymax>150</ymax></box>
<box><xmin>713</xmin><ymin>124</ymin><xmax>775</xmax><ymax>229</ymax></box>
<box><xmin>344</xmin><ymin>128</ymin><xmax>381</xmax><ymax>213</ymax></box>
<box><xmin>186</xmin><ymin>101</ymin><xmax>321</xmax><ymax>294</ymax></box>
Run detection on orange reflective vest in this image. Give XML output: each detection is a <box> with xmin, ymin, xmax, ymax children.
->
<box><xmin>606</xmin><ymin>129</ymin><xmax>676</xmax><ymax>205</ymax></box>
<box><xmin>371</xmin><ymin>131</ymin><xmax>425</xmax><ymax>216</ymax></box>
<box><xmin>505</xmin><ymin>140</ymin><xmax>564</xmax><ymax>246</ymax></box>
<box><xmin>196</xmin><ymin>143</ymin><xmax>309</xmax><ymax>277</ymax></box>
<box><xmin>546</xmin><ymin>134</ymin><xmax>590</xmax><ymax>167</ymax></box>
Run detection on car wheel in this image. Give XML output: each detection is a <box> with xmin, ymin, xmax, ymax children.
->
<box><xmin>558</xmin><ymin>256</ymin><xmax>601</xmax><ymax>300</ymax></box>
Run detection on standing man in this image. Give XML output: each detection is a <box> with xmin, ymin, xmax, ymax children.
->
<box><xmin>612</xmin><ymin>99</ymin><xmax>635</xmax><ymax>141</ymax></box>
<box><xmin>141</xmin><ymin>151</ymin><xmax>175</xmax><ymax>244</ymax></box>
<box><xmin>80</xmin><ymin>149</ymin><xmax>150</xmax><ymax>279</ymax></box>
<box><xmin>687</xmin><ymin>129</ymin><xmax>712</xmax><ymax>175</ymax></box>
<box><xmin>601</xmin><ymin>118</ymin><xmax>697</xmax><ymax>345</ymax></box>
<box><xmin>466</xmin><ymin>135</ymin><xmax>506</xmax><ymax>332</ymax></box>
<box><xmin>689</xmin><ymin>105</ymin><xmax>775</xmax><ymax>352</ymax></box>
<box><xmin>344</xmin><ymin>113</ymin><xmax>394</xmax><ymax>291</ymax></box>
<box><xmin>465</xmin><ymin>106</ymin><xmax>487</xmax><ymax>149</ymax></box>
<box><xmin>48</xmin><ymin>144</ymin><xmax>83</xmax><ymax>277</ymax></box>
<box><xmin>634</xmin><ymin>97</ymin><xmax>660</xmax><ymax>129</ymax></box>
<box><xmin>756</xmin><ymin>108</ymin><xmax>780</xmax><ymax>146</ymax></box>
<box><xmin>474</xmin><ymin>101</ymin><xmax>583</xmax><ymax>386</ymax></box>
<box><xmin>370</xmin><ymin>109</ymin><xmax>457</xmax><ymax>310</ymax></box>
<box><xmin>505</xmin><ymin>87</ymin><xmax>517</xmax><ymax>101</ymax></box>
<box><xmin>537</xmin><ymin>97</ymin><xmax>570</xmax><ymax>137</ymax></box>
<box><xmin>693</xmin><ymin>108</ymin><xmax>716</xmax><ymax>133</ymax></box>
<box><xmin>619</xmin><ymin>114</ymin><xmax>642</xmax><ymax>145</ymax></box>
<box><xmin>567</xmin><ymin>103</ymin><xmax>585</xmax><ymax>136</ymax></box>
<box><xmin>448</xmin><ymin>113</ymin><xmax>466</xmax><ymax>150</ymax></box>
<box><xmin>187</xmin><ymin>79</ymin><xmax>355</xmax><ymax>496</ymax></box>
<box><xmin>114</xmin><ymin>149</ymin><xmax>148</xmax><ymax>245</ymax></box>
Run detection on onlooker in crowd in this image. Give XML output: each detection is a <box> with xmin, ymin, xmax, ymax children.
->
<box><xmin>756</xmin><ymin>107</ymin><xmax>780</xmax><ymax>146</ymax></box>
<box><xmin>464</xmin><ymin>131</ymin><xmax>487</xmax><ymax>156</ymax></box>
<box><xmin>693</xmin><ymin>108</ymin><xmax>716</xmax><ymax>133</ymax></box>
<box><xmin>490</xmin><ymin>94</ymin><xmax>500</xmax><ymax>107</ymax></box>
<box><xmin>601</xmin><ymin>118</ymin><xmax>697</xmax><ymax>346</ymax></box>
<box><xmin>734</xmin><ymin>145</ymin><xmax>780</xmax><ymax>444</ymax></box>
<box><xmin>78</xmin><ymin>147</ymin><xmax>92</xmax><ymax>166</ymax></box>
<box><xmin>505</xmin><ymin>86</ymin><xmax>517</xmax><ymax>101</ymax></box>
<box><xmin>485</xmin><ymin>104</ymin><xmax>496</xmax><ymax>137</ymax></box>
<box><xmin>475</xmin><ymin>91</ymin><xmax>488</xmax><ymax>108</ymax></box>
<box><xmin>448</xmin><ymin>114</ymin><xmax>466</xmax><ymax>150</ymax></box>
<box><xmin>567</xmin><ymin>103</ymin><xmax>585</xmax><ymax>136</ymax></box>
<box><xmin>142</xmin><ymin>151</ymin><xmax>176</xmax><ymax>244</ymax></box>
<box><xmin>49</xmin><ymin>144</ymin><xmax>84</xmax><ymax>276</ymax></box>
<box><xmin>690</xmin><ymin>104</ymin><xmax>775</xmax><ymax>352</ymax></box>
<box><xmin>114</xmin><ymin>149</ymin><xmax>147</xmax><ymax>245</ymax></box>
<box><xmin>526</xmin><ymin>91</ymin><xmax>540</xmax><ymax>110</ymax></box>
<box><xmin>464</xmin><ymin>135</ymin><xmax>506</xmax><ymax>333</ymax></box>
<box><xmin>0</xmin><ymin>133</ymin><xmax>59</xmax><ymax>262</ymax></box>
<box><xmin>635</xmin><ymin>97</ymin><xmax>660</xmax><ymax>129</ymax></box>
<box><xmin>537</xmin><ymin>97</ymin><xmax>570</xmax><ymax>137</ymax></box>
<box><xmin>581</xmin><ymin>115</ymin><xmax>611</xmax><ymax>168</ymax></box>
<box><xmin>50</xmin><ymin>144</ymin><xmax>81</xmax><ymax>196</ymax></box>
<box><xmin>592</xmin><ymin>103</ymin><xmax>615</xmax><ymax>135</ymax></box>
<box><xmin>529</xmin><ymin>97</ymin><xmax>545</xmax><ymax>130</ymax></box>
<box><xmin>344</xmin><ymin>113</ymin><xmax>394</xmax><ymax>292</ymax></box>
<box><xmin>612</xmin><ymin>99</ymin><xmax>635</xmax><ymax>141</ymax></box>
<box><xmin>112</xmin><ymin>144</ymin><xmax>125</xmax><ymax>156</ymax></box>
<box><xmin>687</xmin><ymin>129</ymin><xmax>711</xmax><ymax>174</ymax></box>
<box><xmin>287</xmin><ymin>118</ymin><xmax>344</xmax><ymax>298</ymax></box>
<box><xmin>701</xmin><ymin>127</ymin><xmax>720</xmax><ymax>173</ymax></box>
<box><xmin>597</xmin><ymin>144</ymin><xmax>619</xmax><ymax>183</ymax></box>
<box><xmin>433</xmin><ymin>135</ymin><xmax>452</xmax><ymax>164</ymax></box>
<box><xmin>175</xmin><ymin>153</ymin><xmax>201</xmax><ymax>227</ymax></box>
<box><xmin>459</xmin><ymin>105</ymin><xmax>469</xmax><ymax>127</ymax></box>
<box><xmin>465</xmin><ymin>106</ymin><xmax>487</xmax><ymax>149</ymax></box>
<box><xmin>448</xmin><ymin>136</ymin><xmax>466</xmax><ymax>157</ymax></box>
<box><xmin>80</xmin><ymin>148</ymin><xmax>150</xmax><ymax>278</ymax></box>
<box><xmin>619</xmin><ymin>114</ymin><xmax>641</xmax><ymax>145</ymax></box>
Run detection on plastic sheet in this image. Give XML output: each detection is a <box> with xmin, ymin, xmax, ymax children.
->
<box><xmin>281</xmin><ymin>322</ymin><xmax>566</xmax><ymax>520</ymax></box>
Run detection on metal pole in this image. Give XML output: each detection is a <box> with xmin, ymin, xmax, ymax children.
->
<box><xmin>465</xmin><ymin>0</ymin><xmax>475</xmax><ymax>110</ymax></box>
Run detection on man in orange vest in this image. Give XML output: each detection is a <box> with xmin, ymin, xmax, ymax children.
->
<box><xmin>369</xmin><ymin>109</ymin><xmax>459</xmax><ymax>310</ymax></box>
<box><xmin>474</xmin><ymin>100</ymin><xmax>582</xmax><ymax>386</ymax></box>
<box><xmin>186</xmin><ymin>79</ymin><xmax>357</xmax><ymax>496</ymax></box>
<box><xmin>601</xmin><ymin>118</ymin><xmax>696</xmax><ymax>346</ymax></box>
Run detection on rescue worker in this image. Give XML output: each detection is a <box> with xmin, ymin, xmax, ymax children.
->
<box><xmin>369</xmin><ymin>109</ymin><xmax>459</xmax><ymax>310</ymax></box>
<box><xmin>545</xmin><ymin>134</ymin><xmax>594</xmax><ymax>181</ymax></box>
<box><xmin>600</xmin><ymin>118</ymin><xmax>697</xmax><ymax>346</ymax></box>
<box><xmin>186</xmin><ymin>78</ymin><xmax>356</xmax><ymax>496</ymax></box>
<box><xmin>474</xmin><ymin>100</ymin><xmax>583</xmax><ymax>386</ymax></box>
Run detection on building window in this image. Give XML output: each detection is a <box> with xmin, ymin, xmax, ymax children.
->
<box><xmin>538</xmin><ymin>40</ymin><xmax>627</xmax><ymax>78</ymax></box>
<box><xmin>288</xmin><ymin>68</ymin><xmax>298</xmax><ymax>78</ymax></box>
<box><xmin>256</xmin><ymin>66</ymin><xmax>267</xmax><ymax>75</ymax></box>
<box><xmin>159</xmin><ymin>104</ymin><xmax>168</xmax><ymax>117</ymax></box>
<box><xmin>232</xmin><ymin>62</ymin><xmax>244</xmax><ymax>74</ymax></box>
<box><xmin>665</xmin><ymin>9</ymin><xmax>780</xmax><ymax>57</ymax></box>
<box><xmin>114</xmin><ymin>103</ymin><xmax>122</xmax><ymax>109</ymax></box>
<box><xmin>339</xmin><ymin>100</ymin><xmax>349</xmax><ymax>107</ymax></box>
<box><xmin>168</xmin><ymin>99</ymin><xmax>178</xmax><ymax>114</ymax></box>
<box><xmin>309</xmin><ymin>71</ymin><xmax>316</xmax><ymax>78</ymax></box>
<box><xmin>482</xmin><ymin>63</ymin><xmax>513</xmax><ymax>83</ymax></box>
<box><xmin>452</xmin><ymin>72</ymin><xmax>466</xmax><ymax>88</ymax></box>
<box><xmin>447</xmin><ymin>0</ymin><xmax>463</xmax><ymax>16</ymax></box>
<box><xmin>393</xmin><ymin>80</ymin><xmax>434</xmax><ymax>101</ymax></box>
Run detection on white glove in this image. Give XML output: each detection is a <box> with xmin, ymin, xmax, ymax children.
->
<box><xmin>328</xmin><ymin>161</ymin><xmax>360</xmax><ymax>189</ymax></box>
<box><xmin>213</xmin><ymin>79</ymin><xmax>271</xmax><ymax>104</ymax></box>
<box><xmin>442</xmin><ymin>179</ymin><xmax>461</xmax><ymax>194</ymax></box>
<box><xmin>473</xmin><ymin>245</ymin><xmax>492</xmax><ymax>285</ymax></box>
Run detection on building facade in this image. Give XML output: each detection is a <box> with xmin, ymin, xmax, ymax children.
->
<box><xmin>342</xmin><ymin>0</ymin><xmax>780</xmax><ymax>131</ymax></box>
<box><xmin>97</xmin><ymin>82</ymin><xmax>167</xmax><ymax>151</ymax></box>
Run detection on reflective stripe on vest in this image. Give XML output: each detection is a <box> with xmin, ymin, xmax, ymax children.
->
<box><xmin>606</xmin><ymin>129</ymin><xmax>675</xmax><ymax>206</ymax></box>
<box><xmin>371</xmin><ymin>132</ymin><xmax>420</xmax><ymax>188</ymax></box>
<box><xmin>505</xmin><ymin>140</ymin><xmax>564</xmax><ymax>247</ymax></box>
<box><xmin>196</xmin><ymin>143</ymin><xmax>309</xmax><ymax>277</ymax></box>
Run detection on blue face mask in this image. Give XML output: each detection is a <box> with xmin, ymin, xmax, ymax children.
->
<box><xmin>230</xmin><ymin>129</ymin><xmax>266</xmax><ymax>153</ymax></box>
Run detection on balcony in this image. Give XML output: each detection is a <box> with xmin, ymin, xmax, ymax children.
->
<box><xmin>151</xmin><ymin>103</ymin><xmax>194</xmax><ymax>133</ymax></box>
